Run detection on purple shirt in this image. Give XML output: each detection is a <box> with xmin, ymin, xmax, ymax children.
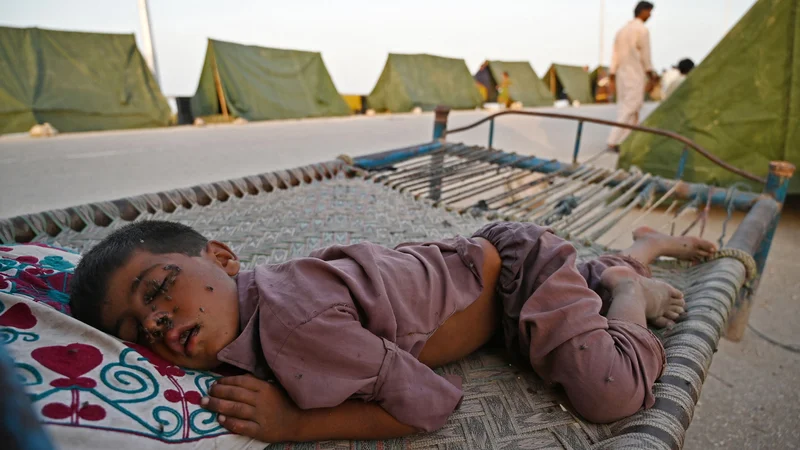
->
<box><xmin>216</xmin><ymin>237</ymin><xmax>486</xmax><ymax>431</ymax></box>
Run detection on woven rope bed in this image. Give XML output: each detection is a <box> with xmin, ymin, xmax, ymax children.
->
<box><xmin>1</xmin><ymin>150</ymin><xmax>761</xmax><ymax>449</ymax></box>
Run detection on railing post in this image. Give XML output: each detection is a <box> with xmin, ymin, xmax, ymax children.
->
<box><xmin>675</xmin><ymin>147</ymin><xmax>689</xmax><ymax>179</ymax></box>
<box><xmin>726</xmin><ymin>160</ymin><xmax>795</xmax><ymax>341</ymax></box>
<box><xmin>572</xmin><ymin>121</ymin><xmax>584</xmax><ymax>164</ymax></box>
<box><xmin>488</xmin><ymin>118</ymin><xmax>495</xmax><ymax>149</ymax></box>
<box><xmin>430</xmin><ymin>106</ymin><xmax>450</xmax><ymax>200</ymax></box>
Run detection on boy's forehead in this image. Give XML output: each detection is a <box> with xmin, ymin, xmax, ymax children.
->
<box><xmin>116</xmin><ymin>250</ymin><xmax>166</xmax><ymax>278</ymax></box>
<box><xmin>112</xmin><ymin>250</ymin><xmax>188</xmax><ymax>286</ymax></box>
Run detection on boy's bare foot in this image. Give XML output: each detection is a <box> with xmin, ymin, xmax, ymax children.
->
<box><xmin>602</xmin><ymin>266</ymin><xmax>685</xmax><ymax>328</ymax></box>
<box><xmin>632</xmin><ymin>226</ymin><xmax>717</xmax><ymax>261</ymax></box>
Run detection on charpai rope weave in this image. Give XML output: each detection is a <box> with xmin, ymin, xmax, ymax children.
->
<box><xmin>12</xmin><ymin>156</ymin><xmax>751</xmax><ymax>449</ymax></box>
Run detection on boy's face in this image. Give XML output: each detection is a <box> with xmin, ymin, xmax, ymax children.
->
<box><xmin>100</xmin><ymin>241</ymin><xmax>241</xmax><ymax>370</ymax></box>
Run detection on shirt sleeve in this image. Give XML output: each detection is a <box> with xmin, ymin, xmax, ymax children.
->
<box><xmin>638</xmin><ymin>27</ymin><xmax>654</xmax><ymax>73</ymax></box>
<box><xmin>610</xmin><ymin>38</ymin><xmax>619</xmax><ymax>75</ymax></box>
<box><xmin>268</xmin><ymin>304</ymin><xmax>463</xmax><ymax>432</ymax></box>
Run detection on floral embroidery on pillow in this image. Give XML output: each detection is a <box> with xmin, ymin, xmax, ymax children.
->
<box><xmin>0</xmin><ymin>244</ymin><xmax>78</xmax><ymax>315</ymax></box>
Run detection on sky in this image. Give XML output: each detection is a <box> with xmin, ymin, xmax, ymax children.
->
<box><xmin>1</xmin><ymin>0</ymin><xmax>757</xmax><ymax>97</ymax></box>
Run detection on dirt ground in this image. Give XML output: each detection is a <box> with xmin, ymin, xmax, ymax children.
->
<box><xmin>682</xmin><ymin>198</ymin><xmax>800</xmax><ymax>450</ymax></box>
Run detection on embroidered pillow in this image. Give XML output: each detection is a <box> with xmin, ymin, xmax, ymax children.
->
<box><xmin>0</xmin><ymin>245</ymin><xmax>264</xmax><ymax>449</ymax></box>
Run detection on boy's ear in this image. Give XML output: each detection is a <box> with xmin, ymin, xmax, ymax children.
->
<box><xmin>204</xmin><ymin>240</ymin><xmax>240</xmax><ymax>276</ymax></box>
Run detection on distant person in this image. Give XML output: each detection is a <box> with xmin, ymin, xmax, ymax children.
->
<box><xmin>607</xmin><ymin>1</ymin><xmax>657</xmax><ymax>152</ymax></box>
<box><xmin>661</xmin><ymin>58</ymin><xmax>695</xmax><ymax>99</ymax></box>
<box><xmin>497</xmin><ymin>71</ymin><xmax>512</xmax><ymax>107</ymax></box>
<box><xmin>595</xmin><ymin>67</ymin><xmax>612</xmax><ymax>103</ymax></box>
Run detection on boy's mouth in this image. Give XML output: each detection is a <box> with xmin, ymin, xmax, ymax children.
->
<box><xmin>179</xmin><ymin>326</ymin><xmax>198</xmax><ymax>347</ymax></box>
<box><xmin>167</xmin><ymin>323</ymin><xmax>200</xmax><ymax>356</ymax></box>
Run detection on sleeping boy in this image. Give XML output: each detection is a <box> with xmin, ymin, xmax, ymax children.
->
<box><xmin>69</xmin><ymin>220</ymin><xmax>715</xmax><ymax>443</ymax></box>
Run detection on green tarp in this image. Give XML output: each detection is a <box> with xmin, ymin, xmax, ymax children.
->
<box><xmin>619</xmin><ymin>0</ymin><xmax>799</xmax><ymax>192</ymax></box>
<box><xmin>367</xmin><ymin>53</ymin><xmax>483</xmax><ymax>112</ymax></box>
<box><xmin>0</xmin><ymin>26</ymin><xmax>170</xmax><ymax>135</ymax></box>
<box><xmin>480</xmin><ymin>61</ymin><xmax>553</xmax><ymax>107</ymax></box>
<box><xmin>543</xmin><ymin>64</ymin><xmax>594</xmax><ymax>104</ymax></box>
<box><xmin>191</xmin><ymin>39</ymin><xmax>350</xmax><ymax>121</ymax></box>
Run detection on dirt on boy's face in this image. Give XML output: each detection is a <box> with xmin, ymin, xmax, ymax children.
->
<box><xmin>101</xmin><ymin>241</ymin><xmax>241</xmax><ymax>370</ymax></box>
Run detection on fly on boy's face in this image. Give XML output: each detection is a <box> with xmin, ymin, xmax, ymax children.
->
<box><xmin>100</xmin><ymin>242</ymin><xmax>241</xmax><ymax>370</ymax></box>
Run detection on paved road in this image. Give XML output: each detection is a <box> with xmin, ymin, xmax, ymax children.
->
<box><xmin>0</xmin><ymin>103</ymin><xmax>656</xmax><ymax>218</ymax></box>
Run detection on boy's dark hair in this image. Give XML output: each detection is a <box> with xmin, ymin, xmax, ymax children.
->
<box><xmin>635</xmin><ymin>1</ymin><xmax>654</xmax><ymax>17</ymax></box>
<box><xmin>677</xmin><ymin>58</ymin><xmax>695</xmax><ymax>75</ymax></box>
<box><xmin>70</xmin><ymin>220</ymin><xmax>208</xmax><ymax>330</ymax></box>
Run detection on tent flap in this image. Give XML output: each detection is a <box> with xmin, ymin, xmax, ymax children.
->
<box><xmin>618</xmin><ymin>0</ymin><xmax>800</xmax><ymax>193</ymax></box>
<box><xmin>191</xmin><ymin>39</ymin><xmax>350</xmax><ymax>121</ymax></box>
<box><xmin>367</xmin><ymin>53</ymin><xmax>483</xmax><ymax>112</ymax></box>
<box><xmin>0</xmin><ymin>26</ymin><xmax>170</xmax><ymax>134</ymax></box>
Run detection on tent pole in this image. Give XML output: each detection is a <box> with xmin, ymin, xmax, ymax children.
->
<box><xmin>599</xmin><ymin>0</ymin><xmax>605</xmax><ymax>67</ymax></box>
<box><xmin>550</xmin><ymin>69</ymin><xmax>556</xmax><ymax>97</ymax></box>
<box><xmin>213</xmin><ymin>60</ymin><xmax>229</xmax><ymax>119</ymax></box>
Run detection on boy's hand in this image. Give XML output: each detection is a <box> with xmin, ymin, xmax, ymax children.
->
<box><xmin>202</xmin><ymin>375</ymin><xmax>301</xmax><ymax>443</ymax></box>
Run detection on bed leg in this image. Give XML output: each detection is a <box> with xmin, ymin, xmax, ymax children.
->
<box><xmin>430</xmin><ymin>106</ymin><xmax>450</xmax><ymax>201</ymax></box>
<box><xmin>726</xmin><ymin>161</ymin><xmax>795</xmax><ymax>341</ymax></box>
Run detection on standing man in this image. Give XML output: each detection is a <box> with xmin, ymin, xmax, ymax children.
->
<box><xmin>607</xmin><ymin>1</ymin><xmax>656</xmax><ymax>152</ymax></box>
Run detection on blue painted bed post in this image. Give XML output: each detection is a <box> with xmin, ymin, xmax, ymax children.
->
<box><xmin>430</xmin><ymin>106</ymin><xmax>450</xmax><ymax>200</ymax></box>
<box><xmin>727</xmin><ymin>160</ymin><xmax>795</xmax><ymax>341</ymax></box>
<box><xmin>753</xmin><ymin>161</ymin><xmax>795</xmax><ymax>273</ymax></box>
<box><xmin>488</xmin><ymin>118</ymin><xmax>495</xmax><ymax>149</ymax></box>
<box><xmin>432</xmin><ymin>105</ymin><xmax>449</xmax><ymax>141</ymax></box>
<box><xmin>572</xmin><ymin>121</ymin><xmax>584</xmax><ymax>164</ymax></box>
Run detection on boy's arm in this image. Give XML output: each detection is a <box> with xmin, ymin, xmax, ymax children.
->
<box><xmin>203</xmin><ymin>375</ymin><xmax>417</xmax><ymax>443</ymax></box>
<box><xmin>296</xmin><ymin>399</ymin><xmax>418</xmax><ymax>441</ymax></box>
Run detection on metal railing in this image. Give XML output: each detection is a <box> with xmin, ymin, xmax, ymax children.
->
<box><xmin>444</xmin><ymin>110</ymin><xmax>766</xmax><ymax>184</ymax></box>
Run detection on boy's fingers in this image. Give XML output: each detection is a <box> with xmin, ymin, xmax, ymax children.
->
<box><xmin>208</xmin><ymin>384</ymin><xmax>256</xmax><ymax>406</ymax></box>
<box><xmin>202</xmin><ymin>396</ymin><xmax>256</xmax><ymax>420</ymax></box>
<box><xmin>216</xmin><ymin>375</ymin><xmax>263</xmax><ymax>391</ymax></box>
<box><xmin>217</xmin><ymin>415</ymin><xmax>261</xmax><ymax>438</ymax></box>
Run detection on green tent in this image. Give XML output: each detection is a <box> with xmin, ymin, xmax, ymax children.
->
<box><xmin>0</xmin><ymin>26</ymin><xmax>170</xmax><ymax>135</ymax></box>
<box><xmin>543</xmin><ymin>64</ymin><xmax>594</xmax><ymax>104</ymax></box>
<box><xmin>367</xmin><ymin>53</ymin><xmax>483</xmax><ymax>112</ymax></box>
<box><xmin>618</xmin><ymin>0</ymin><xmax>799</xmax><ymax>192</ymax></box>
<box><xmin>191</xmin><ymin>39</ymin><xmax>350</xmax><ymax>121</ymax></box>
<box><xmin>474</xmin><ymin>61</ymin><xmax>553</xmax><ymax>107</ymax></box>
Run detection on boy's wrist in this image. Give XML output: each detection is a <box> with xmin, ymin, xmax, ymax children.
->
<box><xmin>284</xmin><ymin>407</ymin><xmax>306</xmax><ymax>442</ymax></box>
<box><xmin>276</xmin><ymin>406</ymin><xmax>310</xmax><ymax>443</ymax></box>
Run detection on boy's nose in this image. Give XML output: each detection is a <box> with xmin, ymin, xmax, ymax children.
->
<box><xmin>142</xmin><ymin>310</ymin><xmax>173</xmax><ymax>339</ymax></box>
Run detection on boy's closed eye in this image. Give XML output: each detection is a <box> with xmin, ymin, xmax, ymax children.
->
<box><xmin>116</xmin><ymin>266</ymin><xmax>181</xmax><ymax>344</ymax></box>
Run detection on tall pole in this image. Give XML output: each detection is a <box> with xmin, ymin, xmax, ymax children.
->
<box><xmin>137</xmin><ymin>0</ymin><xmax>160</xmax><ymax>85</ymax></box>
<box><xmin>599</xmin><ymin>0</ymin><xmax>606</xmax><ymax>67</ymax></box>
<box><xmin>724</xmin><ymin>0</ymin><xmax>731</xmax><ymax>30</ymax></box>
